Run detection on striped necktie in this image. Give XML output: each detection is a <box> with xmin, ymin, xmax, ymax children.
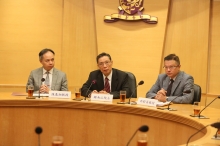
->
<box><xmin>104</xmin><ymin>77</ymin><xmax>110</xmax><ymax>93</ymax></box>
<box><xmin>45</xmin><ymin>72</ymin><xmax>50</xmax><ymax>87</ymax></box>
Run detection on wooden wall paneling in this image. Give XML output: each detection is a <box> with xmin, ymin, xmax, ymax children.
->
<box><xmin>208</xmin><ymin>1</ymin><xmax>220</xmax><ymax>94</ymax></box>
<box><xmin>163</xmin><ymin>0</ymin><xmax>210</xmax><ymax>94</ymax></box>
<box><xmin>94</xmin><ymin>0</ymin><xmax>170</xmax><ymax>97</ymax></box>
<box><xmin>0</xmin><ymin>0</ymin><xmax>63</xmax><ymax>91</ymax></box>
<box><xmin>62</xmin><ymin>0</ymin><xmax>97</xmax><ymax>93</ymax></box>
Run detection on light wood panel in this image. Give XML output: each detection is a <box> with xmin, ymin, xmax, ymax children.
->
<box><xmin>208</xmin><ymin>1</ymin><xmax>220</xmax><ymax>94</ymax></box>
<box><xmin>62</xmin><ymin>0</ymin><xmax>97</xmax><ymax>93</ymax></box>
<box><xmin>1</xmin><ymin>93</ymin><xmax>220</xmax><ymax>146</ymax></box>
<box><xmin>0</xmin><ymin>0</ymin><xmax>63</xmax><ymax>85</ymax></box>
<box><xmin>163</xmin><ymin>0</ymin><xmax>210</xmax><ymax>94</ymax></box>
<box><xmin>94</xmin><ymin>0</ymin><xmax>170</xmax><ymax>97</ymax></box>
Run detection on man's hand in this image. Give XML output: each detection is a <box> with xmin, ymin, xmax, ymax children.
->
<box><xmin>155</xmin><ymin>88</ymin><xmax>167</xmax><ymax>102</ymax></box>
<box><xmin>40</xmin><ymin>85</ymin><xmax>49</xmax><ymax>93</ymax></box>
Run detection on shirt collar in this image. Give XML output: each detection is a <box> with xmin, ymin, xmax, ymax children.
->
<box><xmin>103</xmin><ymin>70</ymin><xmax>113</xmax><ymax>81</ymax></box>
<box><xmin>43</xmin><ymin>68</ymin><xmax>53</xmax><ymax>74</ymax></box>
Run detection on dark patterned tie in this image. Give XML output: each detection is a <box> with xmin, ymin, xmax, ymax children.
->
<box><xmin>104</xmin><ymin>77</ymin><xmax>110</xmax><ymax>93</ymax></box>
<box><xmin>45</xmin><ymin>72</ymin><xmax>50</xmax><ymax>87</ymax></box>
<box><xmin>166</xmin><ymin>79</ymin><xmax>174</xmax><ymax>96</ymax></box>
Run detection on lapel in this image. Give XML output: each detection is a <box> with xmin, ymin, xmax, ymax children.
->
<box><xmin>51</xmin><ymin>68</ymin><xmax>58</xmax><ymax>90</ymax></box>
<box><xmin>96</xmin><ymin>71</ymin><xmax>104</xmax><ymax>90</ymax></box>
<box><xmin>171</xmin><ymin>71</ymin><xmax>183</xmax><ymax>95</ymax></box>
<box><xmin>37</xmin><ymin>67</ymin><xmax>44</xmax><ymax>85</ymax></box>
<box><xmin>163</xmin><ymin>76</ymin><xmax>170</xmax><ymax>90</ymax></box>
<box><xmin>111</xmin><ymin>69</ymin><xmax>118</xmax><ymax>91</ymax></box>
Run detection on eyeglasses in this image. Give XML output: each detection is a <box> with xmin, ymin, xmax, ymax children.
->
<box><xmin>163</xmin><ymin>66</ymin><xmax>179</xmax><ymax>70</ymax></box>
<box><xmin>98</xmin><ymin>61</ymin><xmax>111</xmax><ymax>66</ymax></box>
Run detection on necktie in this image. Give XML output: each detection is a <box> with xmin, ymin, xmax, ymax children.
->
<box><xmin>166</xmin><ymin>79</ymin><xmax>174</xmax><ymax>96</ymax></box>
<box><xmin>104</xmin><ymin>77</ymin><xmax>110</xmax><ymax>93</ymax></box>
<box><xmin>45</xmin><ymin>72</ymin><xmax>50</xmax><ymax>87</ymax></box>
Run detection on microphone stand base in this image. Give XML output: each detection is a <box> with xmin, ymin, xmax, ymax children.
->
<box><xmin>157</xmin><ymin>108</ymin><xmax>177</xmax><ymax>111</ymax></box>
<box><xmin>26</xmin><ymin>97</ymin><xmax>36</xmax><ymax>99</ymax></box>
<box><xmin>189</xmin><ymin>115</ymin><xmax>209</xmax><ymax>119</ymax></box>
<box><xmin>211</xmin><ymin>135</ymin><xmax>220</xmax><ymax>140</ymax></box>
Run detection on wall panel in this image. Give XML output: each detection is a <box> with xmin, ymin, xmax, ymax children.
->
<box><xmin>0</xmin><ymin>0</ymin><xmax>63</xmax><ymax>89</ymax></box>
<box><xmin>163</xmin><ymin>0</ymin><xmax>210</xmax><ymax>94</ymax></box>
<box><xmin>94</xmin><ymin>0</ymin><xmax>170</xmax><ymax>97</ymax></box>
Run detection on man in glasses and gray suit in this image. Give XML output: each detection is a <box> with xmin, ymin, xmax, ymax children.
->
<box><xmin>26</xmin><ymin>48</ymin><xmax>68</xmax><ymax>93</ymax></box>
<box><xmin>146</xmin><ymin>54</ymin><xmax>194</xmax><ymax>104</ymax></box>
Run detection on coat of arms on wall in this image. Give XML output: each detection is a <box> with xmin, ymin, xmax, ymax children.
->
<box><xmin>104</xmin><ymin>0</ymin><xmax>158</xmax><ymax>24</ymax></box>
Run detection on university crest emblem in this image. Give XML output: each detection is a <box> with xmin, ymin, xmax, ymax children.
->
<box><xmin>104</xmin><ymin>0</ymin><xmax>158</xmax><ymax>24</ymax></box>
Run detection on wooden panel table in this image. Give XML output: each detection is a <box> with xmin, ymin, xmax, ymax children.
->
<box><xmin>0</xmin><ymin>93</ymin><xmax>220</xmax><ymax>146</ymax></box>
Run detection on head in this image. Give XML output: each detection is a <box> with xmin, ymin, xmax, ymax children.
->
<box><xmin>39</xmin><ymin>48</ymin><xmax>55</xmax><ymax>71</ymax></box>
<box><xmin>163</xmin><ymin>54</ymin><xmax>181</xmax><ymax>79</ymax></box>
<box><xmin>96</xmin><ymin>52</ymin><xmax>113</xmax><ymax>76</ymax></box>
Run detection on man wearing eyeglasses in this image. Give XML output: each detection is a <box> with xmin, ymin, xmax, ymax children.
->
<box><xmin>81</xmin><ymin>52</ymin><xmax>130</xmax><ymax>98</ymax></box>
<box><xmin>146</xmin><ymin>54</ymin><xmax>194</xmax><ymax>103</ymax></box>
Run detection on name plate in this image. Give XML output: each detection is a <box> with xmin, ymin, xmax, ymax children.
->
<box><xmin>49</xmin><ymin>91</ymin><xmax>71</xmax><ymax>99</ymax></box>
<box><xmin>137</xmin><ymin>97</ymin><xmax>158</xmax><ymax>107</ymax></box>
<box><xmin>91</xmin><ymin>93</ymin><xmax>113</xmax><ymax>102</ymax></box>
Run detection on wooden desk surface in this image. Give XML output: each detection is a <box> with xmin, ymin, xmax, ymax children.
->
<box><xmin>0</xmin><ymin>92</ymin><xmax>220</xmax><ymax>146</ymax></box>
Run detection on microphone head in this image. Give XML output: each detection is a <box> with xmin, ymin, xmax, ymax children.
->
<box><xmin>35</xmin><ymin>126</ymin><xmax>43</xmax><ymax>134</ymax></box>
<box><xmin>139</xmin><ymin>125</ymin><xmax>149</xmax><ymax>132</ymax></box>
<box><xmin>41</xmin><ymin>78</ymin><xmax>45</xmax><ymax>82</ymax></box>
<box><xmin>211</xmin><ymin>122</ymin><xmax>220</xmax><ymax>129</ymax></box>
<box><xmin>138</xmin><ymin>80</ymin><xmax>144</xmax><ymax>85</ymax></box>
<box><xmin>92</xmin><ymin>80</ymin><xmax>96</xmax><ymax>84</ymax></box>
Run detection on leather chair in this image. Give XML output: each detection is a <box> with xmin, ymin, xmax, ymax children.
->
<box><xmin>126</xmin><ymin>72</ymin><xmax>137</xmax><ymax>98</ymax></box>
<box><xmin>192</xmin><ymin>84</ymin><xmax>201</xmax><ymax>104</ymax></box>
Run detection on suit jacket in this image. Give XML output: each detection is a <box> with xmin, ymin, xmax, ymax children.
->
<box><xmin>146</xmin><ymin>71</ymin><xmax>194</xmax><ymax>104</ymax></box>
<box><xmin>81</xmin><ymin>68</ymin><xmax>130</xmax><ymax>99</ymax></box>
<box><xmin>26</xmin><ymin>67</ymin><xmax>68</xmax><ymax>93</ymax></box>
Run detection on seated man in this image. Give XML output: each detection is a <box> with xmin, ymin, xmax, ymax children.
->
<box><xmin>81</xmin><ymin>52</ymin><xmax>130</xmax><ymax>99</ymax></box>
<box><xmin>26</xmin><ymin>48</ymin><xmax>68</xmax><ymax>93</ymax></box>
<box><xmin>146</xmin><ymin>54</ymin><xmax>194</xmax><ymax>103</ymax></box>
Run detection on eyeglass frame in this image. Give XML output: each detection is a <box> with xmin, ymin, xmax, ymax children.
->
<box><xmin>98</xmin><ymin>61</ymin><xmax>112</xmax><ymax>66</ymax></box>
<box><xmin>163</xmin><ymin>65</ymin><xmax>180</xmax><ymax>70</ymax></box>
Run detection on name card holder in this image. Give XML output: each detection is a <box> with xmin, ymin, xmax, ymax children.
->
<box><xmin>137</xmin><ymin>97</ymin><xmax>158</xmax><ymax>107</ymax></box>
<box><xmin>91</xmin><ymin>93</ymin><xmax>113</xmax><ymax>102</ymax></box>
<box><xmin>49</xmin><ymin>91</ymin><xmax>71</xmax><ymax>99</ymax></box>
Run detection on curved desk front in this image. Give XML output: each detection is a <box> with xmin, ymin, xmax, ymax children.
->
<box><xmin>0</xmin><ymin>93</ymin><xmax>219</xmax><ymax>146</ymax></box>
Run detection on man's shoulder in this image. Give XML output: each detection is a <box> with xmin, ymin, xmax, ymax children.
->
<box><xmin>112</xmin><ymin>68</ymin><xmax>127</xmax><ymax>76</ymax></box>
<box><xmin>31</xmin><ymin>67</ymin><xmax>42</xmax><ymax>73</ymax></box>
<box><xmin>53</xmin><ymin>68</ymin><xmax>66</xmax><ymax>75</ymax></box>
<box><xmin>178</xmin><ymin>71</ymin><xmax>193</xmax><ymax>79</ymax></box>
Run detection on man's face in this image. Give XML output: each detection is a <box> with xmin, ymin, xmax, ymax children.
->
<box><xmin>40</xmin><ymin>51</ymin><xmax>55</xmax><ymax>71</ymax></box>
<box><xmin>164</xmin><ymin>60</ymin><xmax>180</xmax><ymax>79</ymax></box>
<box><xmin>97</xmin><ymin>56</ymin><xmax>113</xmax><ymax>76</ymax></box>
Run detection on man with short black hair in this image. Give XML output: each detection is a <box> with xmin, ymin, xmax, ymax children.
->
<box><xmin>81</xmin><ymin>52</ymin><xmax>130</xmax><ymax>98</ymax></box>
<box><xmin>146</xmin><ymin>54</ymin><xmax>194</xmax><ymax>103</ymax></box>
<box><xmin>26</xmin><ymin>48</ymin><xmax>68</xmax><ymax>93</ymax></box>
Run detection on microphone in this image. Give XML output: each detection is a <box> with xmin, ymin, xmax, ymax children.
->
<box><xmin>35</xmin><ymin>126</ymin><xmax>43</xmax><ymax>146</ymax></box>
<box><xmin>198</xmin><ymin>96</ymin><xmax>220</xmax><ymax>119</ymax></box>
<box><xmin>211</xmin><ymin>122</ymin><xmax>220</xmax><ymax>139</ymax></box>
<box><xmin>126</xmin><ymin>125</ymin><xmax>149</xmax><ymax>146</ymax></box>
<box><xmin>84</xmin><ymin>80</ymin><xmax>96</xmax><ymax>100</ymax></box>
<box><xmin>38</xmin><ymin>78</ymin><xmax>45</xmax><ymax>98</ymax></box>
<box><xmin>158</xmin><ymin>90</ymin><xmax>191</xmax><ymax>111</ymax></box>
<box><xmin>186</xmin><ymin>124</ymin><xmax>210</xmax><ymax>146</ymax></box>
<box><xmin>128</xmin><ymin>80</ymin><xmax>144</xmax><ymax>104</ymax></box>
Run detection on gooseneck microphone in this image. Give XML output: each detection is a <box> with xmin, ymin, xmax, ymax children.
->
<box><xmin>128</xmin><ymin>80</ymin><xmax>144</xmax><ymax>104</ymax></box>
<box><xmin>38</xmin><ymin>78</ymin><xmax>45</xmax><ymax>98</ymax></box>
<box><xmin>84</xmin><ymin>80</ymin><xmax>96</xmax><ymax>100</ymax></box>
<box><xmin>167</xmin><ymin>90</ymin><xmax>191</xmax><ymax>111</ymax></box>
<box><xmin>126</xmin><ymin>125</ymin><xmax>149</xmax><ymax>146</ymax></box>
<box><xmin>198</xmin><ymin>96</ymin><xmax>220</xmax><ymax>118</ymax></box>
<box><xmin>186</xmin><ymin>124</ymin><xmax>210</xmax><ymax>146</ymax></box>
<box><xmin>211</xmin><ymin>122</ymin><xmax>220</xmax><ymax>138</ymax></box>
<box><xmin>35</xmin><ymin>126</ymin><xmax>43</xmax><ymax>146</ymax></box>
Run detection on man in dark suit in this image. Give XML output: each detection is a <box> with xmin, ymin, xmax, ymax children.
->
<box><xmin>81</xmin><ymin>52</ymin><xmax>130</xmax><ymax>99</ymax></box>
<box><xmin>26</xmin><ymin>48</ymin><xmax>68</xmax><ymax>93</ymax></box>
<box><xmin>146</xmin><ymin>54</ymin><xmax>194</xmax><ymax>104</ymax></box>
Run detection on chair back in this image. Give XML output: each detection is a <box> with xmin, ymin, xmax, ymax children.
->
<box><xmin>192</xmin><ymin>84</ymin><xmax>201</xmax><ymax>104</ymax></box>
<box><xmin>126</xmin><ymin>72</ymin><xmax>137</xmax><ymax>98</ymax></box>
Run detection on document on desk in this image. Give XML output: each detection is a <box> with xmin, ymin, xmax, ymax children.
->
<box><xmin>156</xmin><ymin>101</ymin><xmax>170</xmax><ymax>107</ymax></box>
<box><xmin>33</xmin><ymin>93</ymin><xmax>49</xmax><ymax>97</ymax></box>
